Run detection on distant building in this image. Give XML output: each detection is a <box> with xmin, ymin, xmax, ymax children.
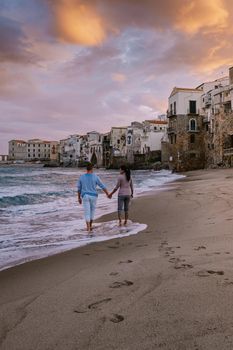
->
<box><xmin>0</xmin><ymin>155</ymin><xmax>8</xmax><ymax>162</ymax></box>
<box><xmin>142</xmin><ymin>120</ymin><xmax>167</xmax><ymax>153</ymax></box>
<box><xmin>126</xmin><ymin>120</ymin><xmax>167</xmax><ymax>165</ymax></box>
<box><xmin>8</xmin><ymin>139</ymin><xmax>59</xmax><ymax>162</ymax></box>
<box><xmin>8</xmin><ymin>140</ymin><xmax>27</xmax><ymax>161</ymax></box>
<box><xmin>87</xmin><ymin>131</ymin><xmax>103</xmax><ymax>167</ymax></box>
<box><xmin>110</xmin><ymin>127</ymin><xmax>127</xmax><ymax>157</ymax></box>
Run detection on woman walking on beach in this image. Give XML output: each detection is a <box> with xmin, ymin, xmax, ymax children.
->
<box><xmin>77</xmin><ymin>163</ymin><xmax>110</xmax><ymax>233</ymax></box>
<box><xmin>109</xmin><ymin>165</ymin><xmax>134</xmax><ymax>226</ymax></box>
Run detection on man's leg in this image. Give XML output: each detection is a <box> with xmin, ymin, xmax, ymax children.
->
<box><xmin>89</xmin><ymin>196</ymin><xmax>97</xmax><ymax>231</ymax></box>
<box><xmin>83</xmin><ymin>195</ymin><xmax>91</xmax><ymax>232</ymax></box>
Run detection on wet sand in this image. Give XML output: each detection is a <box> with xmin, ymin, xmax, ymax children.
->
<box><xmin>1</xmin><ymin>168</ymin><xmax>233</xmax><ymax>349</ymax></box>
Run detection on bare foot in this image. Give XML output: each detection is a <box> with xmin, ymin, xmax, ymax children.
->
<box><xmin>124</xmin><ymin>221</ymin><xmax>127</xmax><ymax>226</ymax></box>
<box><xmin>118</xmin><ymin>220</ymin><xmax>122</xmax><ymax>227</ymax></box>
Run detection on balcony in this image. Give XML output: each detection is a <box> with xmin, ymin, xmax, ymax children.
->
<box><xmin>167</xmin><ymin>111</ymin><xmax>177</xmax><ymax>118</ymax></box>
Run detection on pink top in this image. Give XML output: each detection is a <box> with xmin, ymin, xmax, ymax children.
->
<box><xmin>114</xmin><ymin>174</ymin><xmax>134</xmax><ymax>196</ymax></box>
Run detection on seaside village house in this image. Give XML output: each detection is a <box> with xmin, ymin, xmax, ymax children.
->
<box><xmin>60</xmin><ymin>135</ymin><xmax>88</xmax><ymax>166</ymax></box>
<box><xmin>59</xmin><ymin>132</ymin><xmax>109</xmax><ymax>167</ymax></box>
<box><xmin>8</xmin><ymin>139</ymin><xmax>59</xmax><ymax>163</ymax></box>
<box><xmin>109</xmin><ymin>126</ymin><xmax>127</xmax><ymax>167</ymax></box>
<box><xmin>165</xmin><ymin>66</ymin><xmax>233</xmax><ymax>171</ymax></box>
<box><xmin>126</xmin><ymin>119</ymin><xmax>167</xmax><ymax>166</ymax></box>
<box><xmin>87</xmin><ymin>131</ymin><xmax>103</xmax><ymax>167</ymax></box>
<box><xmin>8</xmin><ymin>140</ymin><xmax>28</xmax><ymax>161</ymax></box>
<box><xmin>201</xmin><ymin>69</ymin><xmax>233</xmax><ymax>167</ymax></box>
<box><xmin>167</xmin><ymin>87</ymin><xmax>205</xmax><ymax>171</ymax></box>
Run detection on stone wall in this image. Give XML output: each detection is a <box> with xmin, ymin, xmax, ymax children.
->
<box><xmin>167</xmin><ymin>115</ymin><xmax>205</xmax><ymax>171</ymax></box>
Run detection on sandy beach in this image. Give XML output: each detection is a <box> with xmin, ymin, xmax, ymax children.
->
<box><xmin>1</xmin><ymin>168</ymin><xmax>233</xmax><ymax>349</ymax></box>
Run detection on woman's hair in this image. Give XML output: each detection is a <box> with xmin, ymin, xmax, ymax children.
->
<box><xmin>120</xmin><ymin>165</ymin><xmax>131</xmax><ymax>182</ymax></box>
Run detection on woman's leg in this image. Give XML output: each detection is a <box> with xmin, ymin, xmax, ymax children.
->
<box><xmin>83</xmin><ymin>195</ymin><xmax>91</xmax><ymax>232</ymax></box>
<box><xmin>118</xmin><ymin>196</ymin><xmax>124</xmax><ymax>226</ymax></box>
<box><xmin>89</xmin><ymin>196</ymin><xmax>97</xmax><ymax>231</ymax></box>
<box><xmin>123</xmin><ymin>196</ymin><xmax>131</xmax><ymax>225</ymax></box>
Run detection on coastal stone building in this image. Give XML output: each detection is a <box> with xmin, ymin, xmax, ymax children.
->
<box><xmin>201</xmin><ymin>68</ymin><xmax>233</xmax><ymax>167</ymax></box>
<box><xmin>167</xmin><ymin>87</ymin><xmax>205</xmax><ymax>171</ymax></box>
<box><xmin>8</xmin><ymin>140</ymin><xmax>27</xmax><ymax>161</ymax></box>
<box><xmin>126</xmin><ymin>120</ymin><xmax>167</xmax><ymax>165</ymax></box>
<box><xmin>87</xmin><ymin>131</ymin><xmax>103</xmax><ymax>167</ymax></box>
<box><xmin>8</xmin><ymin>139</ymin><xmax>59</xmax><ymax>162</ymax></box>
<box><xmin>165</xmin><ymin>66</ymin><xmax>233</xmax><ymax>171</ymax></box>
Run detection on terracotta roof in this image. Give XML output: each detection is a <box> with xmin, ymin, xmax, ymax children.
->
<box><xmin>9</xmin><ymin>139</ymin><xmax>27</xmax><ymax>143</ymax></box>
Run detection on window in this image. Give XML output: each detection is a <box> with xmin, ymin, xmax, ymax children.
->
<box><xmin>170</xmin><ymin>104</ymin><xmax>173</xmax><ymax>114</ymax></box>
<box><xmin>154</xmin><ymin>126</ymin><xmax>157</xmax><ymax>130</ymax></box>
<box><xmin>174</xmin><ymin>101</ymin><xmax>176</xmax><ymax>114</ymax></box>
<box><xmin>231</xmin><ymin>135</ymin><xmax>233</xmax><ymax>148</ymax></box>
<box><xmin>127</xmin><ymin>135</ymin><xmax>132</xmax><ymax>145</ymax></box>
<box><xmin>190</xmin><ymin>134</ymin><xmax>195</xmax><ymax>143</ymax></box>
<box><xmin>189</xmin><ymin>100</ymin><xmax>196</xmax><ymax>114</ymax></box>
<box><xmin>190</xmin><ymin>119</ymin><xmax>196</xmax><ymax>131</ymax></box>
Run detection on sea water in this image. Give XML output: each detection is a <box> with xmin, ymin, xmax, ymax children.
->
<box><xmin>0</xmin><ymin>166</ymin><xmax>184</xmax><ymax>270</ymax></box>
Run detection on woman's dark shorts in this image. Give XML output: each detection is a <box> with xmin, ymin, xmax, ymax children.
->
<box><xmin>118</xmin><ymin>195</ymin><xmax>131</xmax><ymax>212</ymax></box>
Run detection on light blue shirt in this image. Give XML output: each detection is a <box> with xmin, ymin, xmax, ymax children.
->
<box><xmin>77</xmin><ymin>173</ymin><xmax>106</xmax><ymax>198</ymax></box>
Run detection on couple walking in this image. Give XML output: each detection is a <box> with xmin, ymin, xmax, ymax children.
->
<box><xmin>77</xmin><ymin>163</ymin><xmax>133</xmax><ymax>232</ymax></box>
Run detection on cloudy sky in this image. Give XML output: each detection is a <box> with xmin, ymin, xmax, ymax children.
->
<box><xmin>0</xmin><ymin>0</ymin><xmax>233</xmax><ymax>153</ymax></box>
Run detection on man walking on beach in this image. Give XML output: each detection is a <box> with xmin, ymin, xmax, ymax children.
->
<box><xmin>77</xmin><ymin>163</ymin><xmax>110</xmax><ymax>233</ymax></box>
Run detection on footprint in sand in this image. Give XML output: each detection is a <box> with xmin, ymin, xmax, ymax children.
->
<box><xmin>107</xmin><ymin>245</ymin><xmax>119</xmax><ymax>249</ymax></box>
<box><xmin>194</xmin><ymin>246</ymin><xmax>206</xmax><ymax>251</ymax></box>
<box><xmin>169</xmin><ymin>257</ymin><xmax>185</xmax><ymax>264</ymax></box>
<box><xmin>110</xmin><ymin>314</ymin><xmax>124</xmax><ymax>323</ymax></box>
<box><xmin>119</xmin><ymin>260</ymin><xmax>133</xmax><ymax>264</ymax></box>
<box><xmin>196</xmin><ymin>270</ymin><xmax>224</xmax><ymax>277</ymax></box>
<box><xmin>174</xmin><ymin>263</ymin><xmax>193</xmax><ymax>270</ymax></box>
<box><xmin>109</xmin><ymin>272</ymin><xmax>119</xmax><ymax>276</ymax></box>
<box><xmin>136</xmin><ymin>244</ymin><xmax>148</xmax><ymax>247</ymax></box>
<box><xmin>109</xmin><ymin>280</ymin><xmax>133</xmax><ymax>288</ymax></box>
<box><xmin>74</xmin><ymin>298</ymin><xmax>112</xmax><ymax>314</ymax></box>
<box><xmin>88</xmin><ymin>298</ymin><xmax>112</xmax><ymax>310</ymax></box>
